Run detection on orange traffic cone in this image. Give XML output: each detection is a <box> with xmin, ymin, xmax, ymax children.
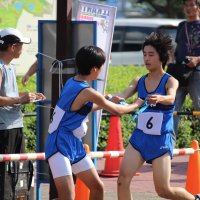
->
<box><xmin>185</xmin><ymin>140</ymin><xmax>200</xmax><ymax>194</ymax></box>
<box><xmin>75</xmin><ymin>144</ymin><xmax>90</xmax><ymax>200</ymax></box>
<box><xmin>100</xmin><ymin>116</ymin><xmax>124</xmax><ymax>177</ymax></box>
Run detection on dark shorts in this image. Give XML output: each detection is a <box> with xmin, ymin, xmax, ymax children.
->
<box><xmin>129</xmin><ymin>129</ymin><xmax>174</xmax><ymax>164</ymax></box>
<box><xmin>0</xmin><ymin>128</ymin><xmax>25</xmax><ymax>154</ymax></box>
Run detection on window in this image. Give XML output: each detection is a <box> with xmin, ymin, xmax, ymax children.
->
<box><xmin>112</xmin><ymin>26</ymin><xmax>155</xmax><ymax>52</ymax></box>
<box><xmin>157</xmin><ymin>25</ymin><xmax>177</xmax><ymax>41</ymax></box>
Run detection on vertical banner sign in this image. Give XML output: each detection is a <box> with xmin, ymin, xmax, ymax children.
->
<box><xmin>76</xmin><ymin>1</ymin><xmax>117</xmax><ymax>147</ymax></box>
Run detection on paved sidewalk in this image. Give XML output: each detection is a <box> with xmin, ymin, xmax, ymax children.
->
<box><xmin>38</xmin><ymin>155</ymin><xmax>189</xmax><ymax>200</ymax></box>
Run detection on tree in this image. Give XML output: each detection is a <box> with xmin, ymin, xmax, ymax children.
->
<box><xmin>135</xmin><ymin>0</ymin><xmax>184</xmax><ymax>18</ymax></box>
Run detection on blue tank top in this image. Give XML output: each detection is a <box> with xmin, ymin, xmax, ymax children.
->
<box><xmin>45</xmin><ymin>77</ymin><xmax>93</xmax><ymax>159</ymax></box>
<box><xmin>136</xmin><ymin>73</ymin><xmax>175</xmax><ymax>135</ymax></box>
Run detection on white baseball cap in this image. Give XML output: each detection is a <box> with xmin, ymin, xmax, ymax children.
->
<box><xmin>0</xmin><ymin>28</ymin><xmax>31</xmax><ymax>44</ymax></box>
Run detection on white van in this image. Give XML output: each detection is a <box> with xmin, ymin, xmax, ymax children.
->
<box><xmin>111</xmin><ymin>18</ymin><xmax>183</xmax><ymax>66</ymax></box>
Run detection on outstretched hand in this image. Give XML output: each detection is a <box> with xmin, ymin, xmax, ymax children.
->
<box><xmin>146</xmin><ymin>94</ymin><xmax>161</xmax><ymax>105</ymax></box>
<box><xmin>105</xmin><ymin>94</ymin><xmax>126</xmax><ymax>104</ymax></box>
<box><xmin>134</xmin><ymin>98</ymin><xmax>144</xmax><ymax>108</ymax></box>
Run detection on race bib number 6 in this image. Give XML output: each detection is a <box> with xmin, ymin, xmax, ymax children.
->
<box><xmin>137</xmin><ymin>112</ymin><xmax>163</xmax><ymax>135</ymax></box>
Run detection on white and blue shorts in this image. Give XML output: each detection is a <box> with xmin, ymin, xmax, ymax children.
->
<box><xmin>48</xmin><ymin>152</ymin><xmax>94</xmax><ymax>178</ymax></box>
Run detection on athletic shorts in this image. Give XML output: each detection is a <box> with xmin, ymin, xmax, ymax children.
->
<box><xmin>129</xmin><ymin>128</ymin><xmax>173</xmax><ymax>164</ymax></box>
<box><xmin>48</xmin><ymin>152</ymin><xmax>94</xmax><ymax>178</ymax></box>
<box><xmin>45</xmin><ymin>128</ymin><xmax>88</xmax><ymax>163</ymax></box>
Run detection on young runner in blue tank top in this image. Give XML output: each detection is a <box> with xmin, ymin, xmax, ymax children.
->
<box><xmin>45</xmin><ymin>46</ymin><xmax>144</xmax><ymax>200</ymax></box>
<box><xmin>109</xmin><ymin>32</ymin><xmax>199</xmax><ymax>200</ymax></box>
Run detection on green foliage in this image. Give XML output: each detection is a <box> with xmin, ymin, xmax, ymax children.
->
<box><xmin>98</xmin><ymin>116</ymin><xmax>110</xmax><ymax>150</ymax></box>
<box><xmin>106</xmin><ymin>65</ymin><xmax>147</xmax><ymax>95</ymax></box>
<box><xmin>176</xmin><ymin>96</ymin><xmax>200</xmax><ymax>148</ymax></box>
<box><xmin>17</xmin><ymin>75</ymin><xmax>37</xmax><ymax>152</ymax></box>
<box><xmin>133</xmin><ymin>0</ymin><xmax>184</xmax><ymax>18</ymax></box>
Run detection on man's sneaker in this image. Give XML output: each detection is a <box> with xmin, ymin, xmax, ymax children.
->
<box><xmin>195</xmin><ymin>194</ymin><xmax>200</xmax><ymax>200</ymax></box>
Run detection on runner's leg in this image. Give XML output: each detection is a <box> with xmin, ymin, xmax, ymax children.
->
<box><xmin>153</xmin><ymin>153</ymin><xmax>195</xmax><ymax>200</ymax></box>
<box><xmin>117</xmin><ymin>143</ymin><xmax>144</xmax><ymax>200</ymax></box>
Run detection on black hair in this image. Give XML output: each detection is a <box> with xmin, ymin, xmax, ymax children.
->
<box><xmin>183</xmin><ymin>0</ymin><xmax>200</xmax><ymax>7</ymax></box>
<box><xmin>0</xmin><ymin>35</ymin><xmax>21</xmax><ymax>51</ymax></box>
<box><xmin>142</xmin><ymin>31</ymin><xmax>173</xmax><ymax>68</ymax></box>
<box><xmin>75</xmin><ymin>46</ymin><xmax>106</xmax><ymax>75</ymax></box>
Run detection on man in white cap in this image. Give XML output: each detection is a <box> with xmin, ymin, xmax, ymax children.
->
<box><xmin>0</xmin><ymin>28</ymin><xmax>45</xmax><ymax>199</ymax></box>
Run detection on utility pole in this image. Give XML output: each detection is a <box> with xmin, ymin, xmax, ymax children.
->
<box><xmin>51</xmin><ymin>0</ymin><xmax>73</xmax><ymax>108</ymax></box>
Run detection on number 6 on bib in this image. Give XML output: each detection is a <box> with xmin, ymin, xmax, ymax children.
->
<box><xmin>137</xmin><ymin>112</ymin><xmax>163</xmax><ymax>135</ymax></box>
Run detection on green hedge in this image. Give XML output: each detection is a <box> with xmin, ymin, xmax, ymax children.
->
<box><xmin>17</xmin><ymin>66</ymin><xmax>200</xmax><ymax>152</ymax></box>
<box><xmin>17</xmin><ymin>75</ymin><xmax>37</xmax><ymax>152</ymax></box>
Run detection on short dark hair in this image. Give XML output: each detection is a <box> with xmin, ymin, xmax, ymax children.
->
<box><xmin>142</xmin><ymin>31</ymin><xmax>173</xmax><ymax>68</ymax></box>
<box><xmin>183</xmin><ymin>0</ymin><xmax>200</xmax><ymax>7</ymax></box>
<box><xmin>0</xmin><ymin>35</ymin><xmax>21</xmax><ymax>51</ymax></box>
<box><xmin>75</xmin><ymin>46</ymin><xmax>106</xmax><ymax>75</ymax></box>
